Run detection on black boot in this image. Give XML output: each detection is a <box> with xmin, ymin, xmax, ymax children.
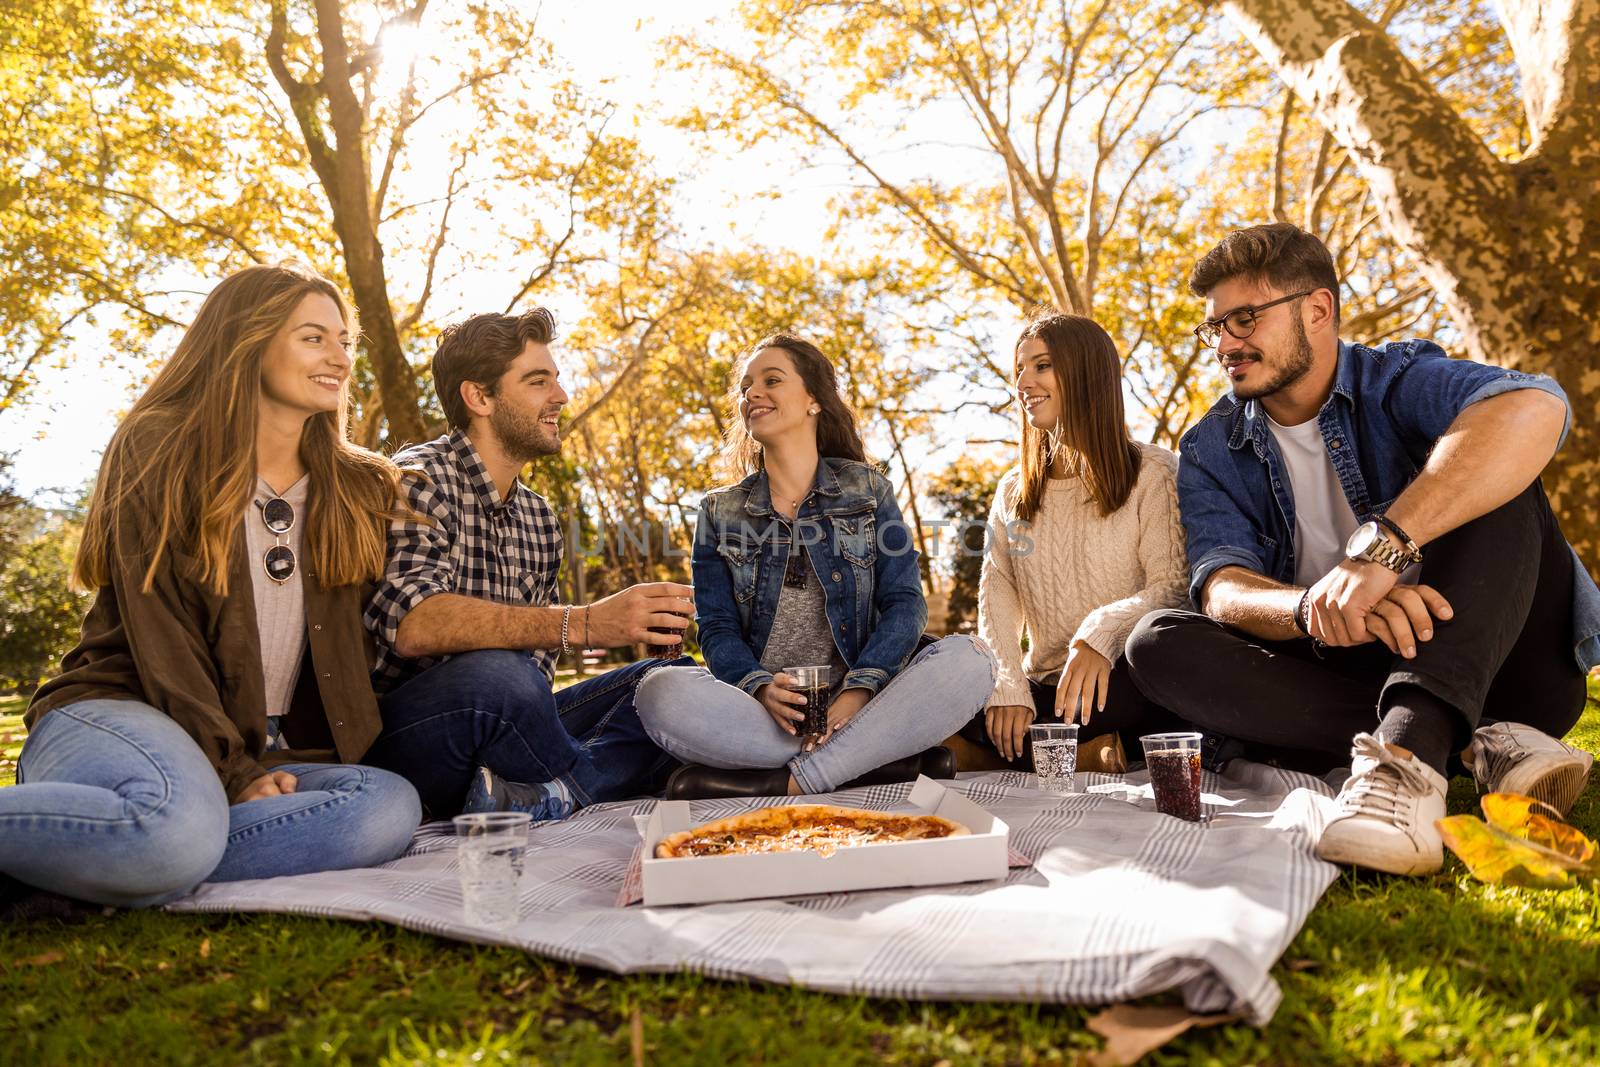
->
<box><xmin>0</xmin><ymin>872</ymin><xmax>102</xmax><ymax>924</ymax></box>
<box><xmin>663</xmin><ymin>764</ymin><xmax>792</xmax><ymax>801</ymax></box>
<box><xmin>839</xmin><ymin>746</ymin><xmax>957</xmax><ymax>789</ymax></box>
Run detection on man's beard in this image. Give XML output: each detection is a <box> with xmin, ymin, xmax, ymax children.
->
<box><xmin>490</xmin><ymin>403</ymin><xmax>561</xmax><ymax>462</ymax></box>
<box><xmin>1231</xmin><ymin>315</ymin><xmax>1315</xmax><ymax>401</ymax></box>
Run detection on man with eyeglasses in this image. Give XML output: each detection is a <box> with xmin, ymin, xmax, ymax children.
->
<box><xmin>1125</xmin><ymin>222</ymin><xmax>1599</xmax><ymax>877</ymax></box>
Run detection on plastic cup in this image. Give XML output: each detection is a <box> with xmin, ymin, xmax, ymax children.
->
<box><xmin>783</xmin><ymin>664</ymin><xmax>832</xmax><ymax>736</ymax></box>
<box><xmin>1029</xmin><ymin>722</ymin><xmax>1080</xmax><ymax>794</ymax></box>
<box><xmin>649</xmin><ymin>610</ymin><xmax>691</xmax><ymax>660</ymax></box>
<box><xmin>1140</xmin><ymin>732</ymin><xmax>1204</xmax><ymax>821</ymax></box>
<box><xmin>453</xmin><ymin>811</ymin><xmax>532</xmax><ymax>928</ymax></box>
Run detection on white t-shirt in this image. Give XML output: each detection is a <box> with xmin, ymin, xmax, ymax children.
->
<box><xmin>246</xmin><ymin>474</ymin><xmax>309</xmax><ymax>743</ymax></box>
<box><xmin>1265</xmin><ymin>414</ymin><xmax>1359</xmax><ymax>587</ymax></box>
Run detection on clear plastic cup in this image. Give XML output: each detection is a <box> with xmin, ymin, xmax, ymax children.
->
<box><xmin>1029</xmin><ymin>722</ymin><xmax>1080</xmax><ymax>794</ymax></box>
<box><xmin>453</xmin><ymin>811</ymin><xmax>532</xmax><ymax>928</ymax></box>
<box><xmin>1140</xmin><ymin>731</ymin><xmax>1204</xmax><ymax>821</ymax></box>
<box><xmin>783</xmin><ymin>664</ymin><xmax>832</xmax><ymax>737</ymax></box>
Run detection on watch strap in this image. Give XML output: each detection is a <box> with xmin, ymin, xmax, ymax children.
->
<box><xmin>1360</xmin><ymin>533</ymin><xmax>1413</xmax><ymax>575</ymax></box>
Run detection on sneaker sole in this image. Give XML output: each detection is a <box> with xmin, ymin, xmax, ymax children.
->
<box><xmin>1314</xmin><ymin>836</ymin><xmax>1442</xmax><ymax>877</ymax></box>
<box><xmin>1505</xmin><ymin>761</ymin><xmax>1593</xmax><ymax>818</ymax></box>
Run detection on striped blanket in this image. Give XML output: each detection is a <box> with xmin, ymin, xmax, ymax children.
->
<box><xmin>166</xmin><ymin>761</ymin><xmax>1340</xmax><ymax>1024</ymax></box>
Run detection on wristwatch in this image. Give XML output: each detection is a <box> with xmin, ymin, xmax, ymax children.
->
<box><xmin>1345</xmin><ymin>519</ymin><xmax>1422</xmax><ymax>574</ymax></box>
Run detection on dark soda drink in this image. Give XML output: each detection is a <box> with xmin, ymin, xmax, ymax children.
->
<box><xmin>798</xmin><ymin>684</ymin><xmax>829</xmax><ymax>735</ymax></box>
<box><xmin>648</xmin><ymin>624</ymin><xmax>683</xmax><ymax>660</ymax></box>
<box><xmin>784</xmin><ymin>665</ymin><xmax>833</xmax><ymax>737</ymax></box>
<box><xmin>1147</xmin><ymin>751</ymin><xmax>1203</xmax><ymax>821</ymax></box>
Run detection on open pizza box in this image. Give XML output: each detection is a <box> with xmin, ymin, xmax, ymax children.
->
<box><xmin>635</xmin><ymin>775</ymin><xmax>1010</xmax><ymax>906</ymax></box>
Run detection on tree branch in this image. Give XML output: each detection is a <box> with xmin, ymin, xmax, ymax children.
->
<box><xmin>1271</xmin><ymin>89</ymin><xmax>1295</xmax><ymax>223</ymax></box>
<box><xmin>1495</xmin><ymin>0</ymin><xmax>1600</xmax><ymax>156</ymax></box>
<box><xmin>1221</xmin><ymin>0</ymin><xmax>1513</xmax><ymax>309</ymax></box>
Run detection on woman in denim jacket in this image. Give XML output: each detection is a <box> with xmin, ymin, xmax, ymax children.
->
<box><xmin>636</xmin><ymin>333</ymin><xmax>995</xmax><ymax>798</ymax></box>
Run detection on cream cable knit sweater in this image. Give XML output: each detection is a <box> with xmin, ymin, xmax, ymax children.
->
<box><xmin>977</xmin><ymin>443</ymin><xmax>1188</xmax><ymax>711</ymax></box>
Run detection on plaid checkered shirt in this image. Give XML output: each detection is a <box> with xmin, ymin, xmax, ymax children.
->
<box><xmin>365</xmin><ymin>430</ymin><xmax>564</xmax><ymax>693</ymax></box>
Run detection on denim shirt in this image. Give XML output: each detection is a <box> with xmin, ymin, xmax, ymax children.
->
<box><xmin>1177</xmin><ymin>338</ymin><xmax>1600</xmax><ymax>672</ymax></box>
<box><xmin>691</xmin><ymin>458</ymin><xmax>928</xmax><ymax>697</ymax></box>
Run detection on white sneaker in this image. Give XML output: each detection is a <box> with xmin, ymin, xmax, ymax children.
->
<box><xmin>1315</xmin><ymin>733</ymin><xmax>1447</xmax><ymax>876</ymax></box>
<box><xmin>1466</xmin><ymin>722</ymin><xmax>1594</xmax><ymax>817</ymax></box>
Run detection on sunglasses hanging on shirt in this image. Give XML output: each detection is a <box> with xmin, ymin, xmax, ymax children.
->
<box><xmin>255</xmin><ymin>492</ymin><xmax>296</xmax><ymax>583</ymax></box>
<box><xmin>784</xmin><ymin>546</ymin><xmax>808</xmax><ymax>589</ymax></box>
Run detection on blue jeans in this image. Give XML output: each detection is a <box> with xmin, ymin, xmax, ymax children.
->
<box><xmin>634</xmin><ymin>635</ymin><xmax>997</xmax><ymax>792</ymax></box>
<box><xmin>365</xmin><ymin>650</ymin><xmax>685</xmax><ymax>818</ymax></box>
<box><xmin>0</xmin><ymin>700</ymin><xmax>421</xmax><ymax>908</ymax></box>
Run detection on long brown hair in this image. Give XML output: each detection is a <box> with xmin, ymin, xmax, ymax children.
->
<box><xmin>718</xmin><ymin>332</ymin><xmax>868</xmax><ymax>480</ymax></box>
<box><xmin>1009</xmin><ymin>312</ymin><xmax>1141</xmax><ymax>521</ymax></box>
<box><xmin>75</xmin><ymin>263</ymin><xmax>402</xmax><ymax>595</ymax></box>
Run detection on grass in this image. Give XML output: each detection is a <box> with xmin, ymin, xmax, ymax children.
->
<box><xmin>2</xmin><ymin>690</ymin><xmax>1598</xmax><ymax>1065</ymax></box>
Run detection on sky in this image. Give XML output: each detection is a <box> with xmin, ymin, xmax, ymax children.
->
<box><xmin>1</xmin><ymin>0</ymin><xmax>1230</xmax><ymax>508</ymax></box>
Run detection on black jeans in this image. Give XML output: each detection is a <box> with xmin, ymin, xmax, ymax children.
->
<box><xmin>1125</xmin><ymin>482</ymin><xmax>1588</xmax><ymax>773</ymax></box>
<box><xmin>957</xmin><ymin>656</ymin><xmax>1185</xmax><ymax>769</ymax></box>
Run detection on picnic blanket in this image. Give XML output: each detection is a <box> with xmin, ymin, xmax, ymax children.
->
<box><xmin>166</xmin><ymin>761</ymin><xmax>1341</xmax><ymax>1025</ymax></box>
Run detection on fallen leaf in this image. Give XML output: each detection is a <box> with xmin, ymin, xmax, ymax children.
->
<box><xmin>1482</xmin><ymin>794</ymin><xmax>1598</xmax><ymax>864</ymax></box>
<box><xmin>1285</xmin><ymin>958</ymin><xmax>1320</xmax><ymax>972</ymax></box>
<box><xmin>25</xmin><ymin>951</ymin><xmax>64</xmax><ymax>967</ymax></box>
<box><xmin>1437</xmin><ymin>794</ymin><xmax>1600</xmax><ymax>889</ymax></box>
<box><xmin>1082</xmin><ymin>1004</ymin><xmax>1238</xmax><ymax>1066</ymax></box>
<box><xmin>199</xmin><ymin>938</ymin><xmax>211</xmax><ymax>959</ymax></box>
<box><xmin>502</xmin><ymin>974</ymin><xmax>537</xmax><ymax>997</ymax></box>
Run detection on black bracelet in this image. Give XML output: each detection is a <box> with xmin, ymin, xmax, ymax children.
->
<box><xmin>1294</xmin><ymin>588</ymin><xmax>1312</xmax><ymax>637</ymax></box>
<box><xmin>1373</xmin><ymin>514</ymin><xmax>1421</xmax><ymax>557</ymax></box>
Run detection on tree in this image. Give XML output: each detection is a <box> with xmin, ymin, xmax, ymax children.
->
<box><xmin>0</xmin><ymin>522</ymin><xmax>87</xmax><ymax>693</ymax></box>
<box><xmin>1219</xmin><ymin>0</ymin><xmax>1600</xmax><ymax>569</ymax></box>
<box><xmin>3</xmin><ymin>0</ymin><xmax>673</xmax><ymax>446</ymax></box>
<box><xmin>674</xmin><ymin>0</ymin><xmax>1257</xmax><ymax>447</ymax></box>
<box><xmin>0</xmin><ymin>459</ymin><xmax>88</xmax><ymax>692</ymax></box>
<box><xmin>535</xmin><ymin>244</ymin><xmax>947</xmax><ymax>604</ymax></box>
<box><xmin>925</xmin><ymin>455</ymin><xmax>1007</xmax><ymax>633</ymax></box>
<box><xmin>671</xmin><ymin>1</ymin><xmax>1465</xmax><ymax>453</ymax></box>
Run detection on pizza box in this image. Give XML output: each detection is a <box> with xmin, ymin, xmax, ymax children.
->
<box><xmin>637</xmin><ymin>775</ymin><xmax>1009</xmax><ymax>906</ymax></box>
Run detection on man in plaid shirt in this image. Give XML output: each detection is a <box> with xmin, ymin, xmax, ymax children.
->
<box><xmin>362</xmin><ymin>307</ymin><xmax>694</xmax><ymax>820</ymax></box>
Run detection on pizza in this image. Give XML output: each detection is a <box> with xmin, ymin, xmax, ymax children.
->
<box><xmin>654</xmin><ymin>804</ymin><xmax>969</xmax><ymax>859</ymax></box>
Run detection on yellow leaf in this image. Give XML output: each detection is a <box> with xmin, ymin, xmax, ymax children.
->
<box><xmin>1436</xmin><ymin>794</ymin><xmax>1600</xmax><ymax>888</ymax></box>
<box><xmin>1481</xmin><ymin>793</ymin><xmax>1599</xmax><ymax>866</ymax></box>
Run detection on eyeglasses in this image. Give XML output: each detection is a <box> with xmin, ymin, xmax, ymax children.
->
<box><xmin>1193</xmin><ymin>289</ymin><xmax>1316</xmax><ymax>349</ymax></box>
<box><xmin>255</xmin><ymin>494</ymin><xmax>296</xmax><ymax>583</ymax></box>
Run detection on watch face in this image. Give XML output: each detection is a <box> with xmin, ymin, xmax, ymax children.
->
<box><xmin>1346</xmin><ymin>522</ymin><xmax>1380</xmax><ymax>557</ymax></box>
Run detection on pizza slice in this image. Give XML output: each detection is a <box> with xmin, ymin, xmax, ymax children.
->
<box><xmin>654</xmin><ymin>803</ymin><xmax>969</xmax><ymax>859</ymax></box>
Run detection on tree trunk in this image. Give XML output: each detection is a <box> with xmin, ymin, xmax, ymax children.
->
<box><xmin>268</xmin><ymin>0</ymin><xmax>428</xmax><ymax>448</ymax></box>
<box><xmin>1221</xmin><ymin>0</ymin><xmax>1600</xmax><ymax>575</ymax></box>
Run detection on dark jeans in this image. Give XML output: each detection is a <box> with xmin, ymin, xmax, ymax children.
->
<box><xmin>367</xmin><ymin>650</ymin><xmax>686</xmax><ymax>818</ymax></box>
<box><xmin>1125</xmin><ymin>482</ymin><xmax>1588</xmax><ymax>774</ymax></box>
<box><xmin>957</xmin><ymin>656</ymin><xmax>1184</xmax><ymax>769</ymax></box>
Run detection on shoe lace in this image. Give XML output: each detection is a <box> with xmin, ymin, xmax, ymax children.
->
<box><xmin>1474</xmin><ymin>734</ymin><xmax>1520</xmax><ymax>791</ymax></box>
<box><xmin>1338</xmin><ymin>734</ymin><xmax>1431</xmax><ymax>820</ymax></box>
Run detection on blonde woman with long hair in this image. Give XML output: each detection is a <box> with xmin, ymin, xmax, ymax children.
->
<box><xmin>0</xmin><ymin>264</ymin><xmax>420</xmax><ymax>909</ymax></box>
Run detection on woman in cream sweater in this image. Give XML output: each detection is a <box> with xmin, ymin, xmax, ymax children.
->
<box><xmin>963</xmin><ymin>312</ymin><xmax>1189</xmax><ymax>767</ymax></box>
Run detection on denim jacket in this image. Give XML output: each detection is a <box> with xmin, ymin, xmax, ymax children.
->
<box><xmin>691</xmin><ymin>458</ymin><xmax>928</xmax><ymax>697</ymax></box>
<box><xmin>1177</xmin><ymin>338</ymin><xmax>1600</xmax><ymax>672</ymax></box>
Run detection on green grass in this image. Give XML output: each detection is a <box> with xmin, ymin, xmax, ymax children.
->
<box><xmin>3</xmin><ymin>691</ymin><xmax>1598</xmax><ymax>1065</ymax></box>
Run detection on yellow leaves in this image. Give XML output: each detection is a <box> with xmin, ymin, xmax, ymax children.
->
<box><xmin>1437</xmin><ymin>793</ymin><xmax>1600</xmax><ymax>889</ymax></box>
